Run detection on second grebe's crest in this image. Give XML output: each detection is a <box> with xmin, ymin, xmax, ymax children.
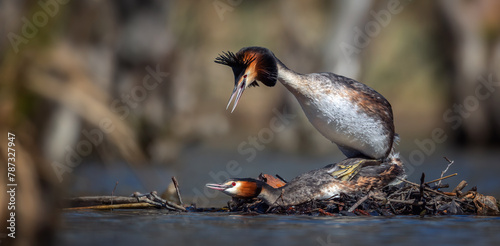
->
<box><xmin>215</xmin><ymin>46</ymin><xmax>278</xmax><ymax>112</ymax></box>
<box><xmin>206</xmin><ymin>178</ymin><xmax>263</xmax><ymax>199</ymax></box>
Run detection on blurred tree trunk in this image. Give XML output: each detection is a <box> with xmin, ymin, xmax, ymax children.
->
<box><xmin>439</xmin><ymin>0</ymin><xmax>500</xmax><ymax>145</ymax></box>
<box><xmin>322</xmin><ymin>0</ymin><xmax>373</xmax><ymax>79</ymax></box>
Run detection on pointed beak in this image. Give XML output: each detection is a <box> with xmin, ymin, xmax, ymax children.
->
<box><xmin>206</xmin><ymin>183</ymin><xmax>230</xmax><ymax>191</ymax></box>
<box><xmin>226</xmin><ymin>76</ymin><xmax>246</xmax><ymax>113</ymax></box>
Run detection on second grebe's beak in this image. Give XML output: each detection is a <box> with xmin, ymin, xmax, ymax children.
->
<box><xmin>206</xmin><ymin>183</ymin><xmax>231</xmax><ymax>191</ymax></box>
<box><xmin>226</xmin><ymin>74</ymin><xmax>248</xmax><ymax>113</ymax></box>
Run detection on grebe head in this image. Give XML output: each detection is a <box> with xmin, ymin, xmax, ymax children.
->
<box><xmin>215</xmin><ymin>46</ymin><xmax>278</xmax><ymax>112</ymax></box>
<box><xmin>206</xmin><ymin>178</ymin><xmax>264</xmax><ymax>199</ymax></box>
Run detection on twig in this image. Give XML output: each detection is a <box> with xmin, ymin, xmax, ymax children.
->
<box><xmin>396</xmin><ymin>177</ymin><xmax>425</xmax><ymax>188</ymax></box>
<box><xmin>316</xmin><ymin>208</ymin><xmax>335</xmax><ymax>216</ymax></box>
<box><xmin>452</xmin><ymin>180</ymin><xmax>468</xmax><ymax>197</ymax></box>
<box><xmin>372</xmin><ymin>196</ymin><xmax>421</xmax><ymax>205</ymax></box>
<box><xmin>136</xmin><ymin>195</ymin><xmax>169</xmax><ymax>208</ymax></box>
<box><xmin>150</xmin><ymin>191</ymin><xmax>187</xmax><ymax>211</ymax></box>
<box><xmin>67</xmin><ymin>196</ymin><xmax>145</xmax><ymax>207</ymax></box>
<box><xmin>419</xmin><ymin>173</ymin><xmax>428</xmax><ymax>213</ymax></box>
<box><xmin>348</xmin><ymin>192</ymin><xmax>371</xmax><ymax>212</ymax></box>
<box><xmin>388</xmin><ymin>185</ymin><xmax>412</xmax><ymax>199</ymax></box>
<box><xmin>172</xmin><ymin>176</ymin><xmax>183</xmax><ymax>206</ymax></box>
<box><xmin>438</xmin><ymin>157</ymin><xmax>454</xmax><ymax>186</ymax></box>
<box><xmin>424</xmin><ymin>173</ymin><xmax>457</xmax><ymax>185</ymax></box>
<box><xmin>130</xmin><ymin>192</ymin><xmax>186</xmax><ymax>211</ymax></box>
<box><xmin>396</xmin><ymin>177</ymin><xmax>452</xmax><ymax>197</ymax></box>
<box><xmin>64</xmin><ymin>202</ymin><xmax>155</xmax><ymax>210</ymax></box>
<box><xmin>111</xmin><ymin>181</ymin><xmax>119</xmax><ymax>206</ymax></box>
<box><xmin>388</xmin><ymin>202</ymin><xmax>397</xmax><ymax>214</ymax></box>
<box><xmin>419</xmin><ymin>173</ymin><xmax>425</xmax><ymax>201</ymax></box>
<box><xmin>405</xmin><ymin>187</ymin><xmax>414</xmax><ymax>200</ymax></box>
<box><xmin>452</xmin><ymin>180</ymin><xmax>468</xmax><ymax>193</ymax></box>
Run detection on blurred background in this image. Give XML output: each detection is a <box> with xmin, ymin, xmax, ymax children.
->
<box><xmin>1</xmin><ymin>0</ymin><xmax>500</xmax><ymax>245</ymax></box>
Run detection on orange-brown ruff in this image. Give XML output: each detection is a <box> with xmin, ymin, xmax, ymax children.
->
<box><xmin>206</xmin><ymin>158</ymin><xmax>404</xmax><ymax>206</ymax></box>
<box><xmin>216</xmin><ymin>47</ymin><xmax>397</xmax><ymax>160</ymax></box>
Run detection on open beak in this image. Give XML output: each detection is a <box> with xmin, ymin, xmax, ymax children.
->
<box><xmin>206</xmin><ymin>183</ymin><xmax>230</xmax><ymax>191</ymax></box>
<box><xmin>226</xmin><ymin>76</ymin><xmax>246</xmax><ymax>113</ymax></box>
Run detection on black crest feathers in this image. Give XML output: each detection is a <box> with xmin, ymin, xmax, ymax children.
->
<box><xmin>215</xmin><ymin>47</ymin><xmax>278</xmax><ymax>87</ymax></box>
<box><xmin>214</xmin><ymin>51</ymin><xmax>255</xmax><ymax>68</ymax></box>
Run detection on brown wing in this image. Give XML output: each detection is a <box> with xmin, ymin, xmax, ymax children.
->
<box><xmin>259</xmin><ymin>173</ymin><xmax>287</xmax><ymax>188</ymax></box>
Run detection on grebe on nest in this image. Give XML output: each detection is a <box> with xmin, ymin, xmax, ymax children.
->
<box><xmin>206</xmin><ymin>158</ymin><xmax>404</xmax><ymax>207</ymax></box>
<box><xmin>215</xmin><ymin>47</ymin><xmax>399</xmax><ymax>179</ymax></box>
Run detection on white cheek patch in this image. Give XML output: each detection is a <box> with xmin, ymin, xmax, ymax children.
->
<box><xmin>223</xmin><ymin>182</ymin><xmax>240</xmax><ymax>195</ymax></box>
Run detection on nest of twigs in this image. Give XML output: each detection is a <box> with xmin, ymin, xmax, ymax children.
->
<box><xmin>193</xmin><ymin>173</ymin><xmax>499</xmax><ymax>216</ymax></box>
<box><xmin>65</xmin><ymin>173</ymin><xmax>499</xmax><ymax>216</ymax></box>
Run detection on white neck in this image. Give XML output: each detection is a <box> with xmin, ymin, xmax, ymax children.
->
<box><xmin>275</xmin><ymin>59</ymin><xmax>305</xmax><ymax>95</ymax></box>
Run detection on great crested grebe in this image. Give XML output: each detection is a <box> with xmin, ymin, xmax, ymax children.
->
<box><xmin>215</xmin><ymin>47</ymin><xmax>397</xmax><ymax>166</ymax></box>
<box><xmin>206</xmin><ymin>157</ymin><xmax>404</xmax><ymax>207</ymax></box>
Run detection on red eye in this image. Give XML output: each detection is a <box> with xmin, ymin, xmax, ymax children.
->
<box><xmin>231</xmin><ymin>182</ymin><xmax>236</xmax><ymax>186</ymax></box>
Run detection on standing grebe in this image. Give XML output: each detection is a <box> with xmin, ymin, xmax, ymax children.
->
<box><xmin>215</xmin><ymin>47</ymin><xmax>397</xmax><ymax>165</ymax></box>
<box><xmin>206</xmin><ymin>158</ymin><xmax>404</xmax><ymax>206</ymax></box>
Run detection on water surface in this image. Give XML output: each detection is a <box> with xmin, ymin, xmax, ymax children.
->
<box><xmin>62</xmin><ymin>147</ymin><xmax>500</xmax><ymax>245</ymax></box>
<box><xmin>58</xmin><ymin>210</ymin><xmax>500</xmax><ymax>246</ymax></box>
